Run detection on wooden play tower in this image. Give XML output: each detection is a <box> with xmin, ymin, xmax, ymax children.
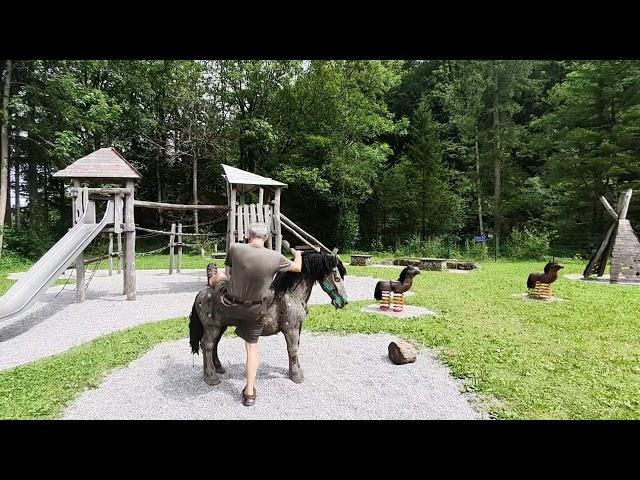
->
<box><xmin>53</xmin><ymin>147</ymin><xmax>141</xmax><ymax>301</ymax></box>
<box><xmin>222</xmin><ymin>164</ymin><xmax>331</xmax><ymax>254</ymax></box>
<box><xmin>223</xmin><ymin>164</ymin><xmax>287</xmax><ymax>251</ymax></box>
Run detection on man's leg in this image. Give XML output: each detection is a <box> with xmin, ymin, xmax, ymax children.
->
<box><xmin>245</xmin><ymin>341</ymin><xmax>259</xmax><ymax>396</ymax></box>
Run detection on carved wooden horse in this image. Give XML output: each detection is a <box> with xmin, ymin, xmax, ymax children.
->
<box><xmin>527</xmin><ymin>262</ymin><xmax>564</xmax><ymax>289</ymax></box>
<box><xmin>374</xmin><ymin>265</ymin><xmax>421</xmax><ymax>311</ymax></box>
<box><xmin>527</xmin><ymin>261</ymin><xmax>564</xmax><ymax>300</ymax></box>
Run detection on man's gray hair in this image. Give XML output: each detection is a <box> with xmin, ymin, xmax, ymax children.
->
<box><xmin>247</xmin><ymin>222</ymin><xmax>270</xmax><ymax>239</ymax></box>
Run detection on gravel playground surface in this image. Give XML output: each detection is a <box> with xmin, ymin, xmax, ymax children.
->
<box><xmin>63</xmin><ymin>332</ymin><xmax>486</xmax><ymax>420</ymax></box>
<box><xmin>0</xmin><ymin>270</ymin><xmax>380</xmax><ymax>371</ymax></box>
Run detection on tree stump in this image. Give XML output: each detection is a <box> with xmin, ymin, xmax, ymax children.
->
<box><xmin>388</xmin><ymin>341</ymin><xmax>417</xmax><ymax>365</ymax></box>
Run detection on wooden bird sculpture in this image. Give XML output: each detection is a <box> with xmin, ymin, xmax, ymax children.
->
<box><xmin>374</xmin><ymin>265</ymin><xmax>421</xmax><ymax>300</ymax></box>
<box><xmin>527</xmin><ymin>262</ymin><xmax>564</xmax><ymax>289</ymax></box>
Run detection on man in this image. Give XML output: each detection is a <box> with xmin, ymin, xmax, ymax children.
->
<box><xmin>208</xmin><ymin>222</ymin><xmax>302</xmax><ymax>406</ymax></box>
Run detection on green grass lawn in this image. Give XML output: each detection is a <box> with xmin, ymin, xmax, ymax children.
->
<box><xmin>1</xmin><ymin>254</ymin><xmax>639</xmax><ymax>419</ymax></box>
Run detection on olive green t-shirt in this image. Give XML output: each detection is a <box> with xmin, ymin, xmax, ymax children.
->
<box><xmin>224</xmin><ymin>243</ymin><xmax>293</xmax><ymax>301</ymax></box>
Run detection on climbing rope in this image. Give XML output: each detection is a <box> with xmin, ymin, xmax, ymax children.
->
<box><xmin>84</xmin><ymin>253</ymin><xmax>104</xmax><ymax>292</ymax></box>
<box><xmin>135</xmin><ymin>245</ymin><xmax>170</xmax><ymax>256</ymax></box>
<box><xmin>54</xmin><ymin>266</ymin><xmax>76</xmax><ymax>298</ymax></box>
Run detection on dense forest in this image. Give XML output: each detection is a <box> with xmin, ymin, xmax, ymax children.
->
<box><xmin>0</xmin><ymin>60</ymin><xmax>639</xmax><ymax>260</ymax></box>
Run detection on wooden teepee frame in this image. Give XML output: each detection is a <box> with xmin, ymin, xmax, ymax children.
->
<box><xmin>583</xmin><ymin>189</ymin><xmax>640</xmax><ymax>283</ymax></box>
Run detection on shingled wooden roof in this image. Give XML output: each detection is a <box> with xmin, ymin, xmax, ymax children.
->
<box><xmin>222</xmin><ymin>164</ymin><xmax>287</xmax><ymax>188</ymax></box>
<box><xmin>53</xmin><ymin>147</ymin><xmax>142</xmax><ymax>180</ymax></box>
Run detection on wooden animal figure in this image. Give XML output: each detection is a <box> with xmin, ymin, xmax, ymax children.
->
<box><xmin>527</xmin><ymin>262</ymin><xmax>564</xmax><ymax>289</ymax></box>
<box><xmin>374</xmin><ymin>265</ymin><xmax>421</xmax><ymax>300</ymax></box>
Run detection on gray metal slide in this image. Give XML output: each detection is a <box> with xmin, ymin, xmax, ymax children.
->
<box><xmin>0</xmin><ymin>200</ymin><xmax>115</xmax><ymax>323</ymax></box>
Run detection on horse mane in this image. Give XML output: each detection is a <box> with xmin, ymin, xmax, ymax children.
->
<box><xmin>271</xmin><ymin>252</ymin><xmax>347</xmax><ymax>296</ymax></box>
<box><xmin>544</xmin><ymin>262</ymin><xmax>552</xmax><ymax>274</ymax></box>
<box><xmin>398</xmin><ymin>266</ymin><xmax>410</xmax><ymax>283</ymax></box>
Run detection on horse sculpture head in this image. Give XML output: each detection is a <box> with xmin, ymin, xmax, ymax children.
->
<box><xmin>543</xmin><ymin>262</ymin><xmax>564</xmax><ymax>274</ymax></box>
<box><xmin>399</xmin><ymin>265</ymin><xmax>421</xmax><ymax>282</ymax></box>
<box><xmin>272</xmin><ymin>250</ymin><xmax>348</xmax><ymax>309</ymax></box>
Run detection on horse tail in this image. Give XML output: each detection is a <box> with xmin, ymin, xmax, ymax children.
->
<box><xmin>189</xmin><ymin>302</ymin><xmax>204</xmax><ymax>354</ymax></box>
<box><xmin>374</xmin><ymin>282</ymin><xmax>383</xmax><ymax>300</ymax></box>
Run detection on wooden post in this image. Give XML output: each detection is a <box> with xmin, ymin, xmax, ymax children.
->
<box><xmin>169</xmin><ymin>222</ymin><xmax>176</xmax><ymax>274</ymax></box>
<box><xmin>108</xmin><ymin>232</ymin><xmax>114</xmax><ymax>276</ymax></box>
<box><xmin>201</xmin><ymin>247</ymin><xmax>205</xmax><ymax>260</ymax></box>
<box><xmin>177</xmin><ymin>222</ymin><xmax>183</xmax><ymax>273</ymax></box>
<box><xmin>265</xmin><ymin>204</ymin><xmax>273</xmax><ymax>250</ymax></box>
<box><xmin>228</xmin><ymin>186</ymin><xmax>236</xmax><ymax>250</ymax></box>
<box><xmin>124</xmin><ymin>179</ymin><xmax>136</xmax><ymax>301</ymax></box>
<box><xmin>258</xmin><ymin>188</ymin><xmax>264</xmax><ymax>205</ymax></box>
<box><xmin>619</xmin><ymin>189</ymin><xmax>633</xmax><ymax>221</ymax></box>
<box><xmin>274</xmin><ymin>187</ymin><xmax>282</xmax><ymax>252</ymax></box>
<box><xmin>73</xmin><ymin>180</ymin><xmax>86</xmax><ymax>303</ymax></box>
<box><xmin>117</xmin><ymin>232</ymin><xmax>122</xmax><ymax>274</ymax></box>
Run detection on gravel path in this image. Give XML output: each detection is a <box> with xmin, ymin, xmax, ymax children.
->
<box><xmin>0</xmin><ymin>270</ymin><xmax>380</xmax><ymax>371</ymax></box>
<box><xmin>564</xmin><ymin>273</ymin><xmax>640</xmax><ymax>286</ymax></box>
<box><xmin>63</xmin><ymin>332</ymin><xmax>485</xmax><ymax>420</ymax></box>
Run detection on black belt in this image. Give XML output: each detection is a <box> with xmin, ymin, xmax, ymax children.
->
<box><xmin>225</xmin><ymin>294</ymin><xmax>265</xmax><ymax>305</ymax></box>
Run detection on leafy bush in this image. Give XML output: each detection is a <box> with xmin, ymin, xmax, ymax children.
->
<box><xmin>505</xmin><ymin>227</ymin><xmax>551</xmax><ymax>260</ymax></box>
<box><xmin>3</xmin><ymin>225</ymin><xmax>57</xmax><ymax>260</ymax></box>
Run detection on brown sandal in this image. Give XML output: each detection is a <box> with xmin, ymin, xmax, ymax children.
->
<box><xmin>242</xmin><ymin>386</ymin><xmax>257</xmax><ymax>407</ymax></box>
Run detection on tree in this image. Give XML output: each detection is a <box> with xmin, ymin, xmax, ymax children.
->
<box><xmin>0</xmin><ymin>60</ymin><xmax>13</xmax><ymax>256</ymax></box>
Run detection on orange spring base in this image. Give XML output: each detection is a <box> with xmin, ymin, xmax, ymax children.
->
<box><xmin>379</xmin><ymin>292</ymin><xmax>405</xmax><ymax>312</ymax></box>
<box><xmin>380</xmin><ymin>291</ymin><xmax>391</xmax><ymax>310</ymax></box>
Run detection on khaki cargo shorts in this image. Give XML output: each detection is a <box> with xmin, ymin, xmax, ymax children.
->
<box><xmin>216</xmin><ymin>279</ymin><xmax>266</xmax><ymax>344</ymax></box>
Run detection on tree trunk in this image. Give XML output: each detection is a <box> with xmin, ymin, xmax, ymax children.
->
<box><xmin>475</xmin><ymin>128</ymin><xmax>484</xmax><ymax>236</ymax></box>
<box><xmin>0</xmin><ymin>60</ymin><xmax>12</xmax><ymax>257</ymax></box>
<box><xmin>493</xmin><ymin>76</ymin><xmax>501</xmax><ymax>256</ymax></box>
<box><xmin>27</xmin><ymin>155</ymin><xmax>41</xmax><ymax>223</ymax></box>
<box><xmin>6</xmin><ymin>153</ymin><xmax>12</xmax><ymax>226</ymax></box>
<box><xmin>156</xmin><ymin>146</ymin><xmax>163</xmax><ymax>227</ymax></box>
<box><xmin>421</xmin><ymin>164</ymin><xmax>426</xmax><ymax>238</ymax></box>
<box><xmin>193</xmin><ymin>155</ymin><xmax>199</xmax><ymax>233</ymax></box>
<box><xmin>13</xmin><ymin>151</ymin><xmax>20</xmax><ymax>227</ymax></box>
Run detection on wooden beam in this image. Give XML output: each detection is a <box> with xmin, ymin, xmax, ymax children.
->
<box><xmin>70</xmin><ymin>187</ymin><xmax>131</xmax><ymax>195</ymax></box>
<box><xmin>280</xmin><ymin>213</ymin><xmax>333</xmax><ymax>254</ymax></box>
<box><xmin>169</xmin><ymin>223</ymin><xmax>176</xmax><ymax>275</ymax></box>
<box><xmin>134</xmin><ymin>200</ymin><xmax>228</xmax><ymax>211</ymax></box>
<box><xmin>83</xmin><ymin>253</ymin><xmax>112</xmax><ymax>266</ymax></box>
<box><xmin>281</xmin><ymin>222</ymin><xmax>320</xmax><ymax>252</ymax></box>
<box><xmin>177</xmin><ymin>223</ymin><xmax>183</xmax><ymax>273</ymax></box>
<box><xmin>619</xmin><ymin>189</ymin><xmax>633</xmax><ymax>220</ymax></box>
<box><xmin>583</xmin><ymin>222</ymin><xmax>616</xmax><ymax>278</ymax></box>
<box><xmin>117</xmin><ymin>233</ymin><xmax>122</xmax><ymax>274</ymax></box>
<box><xmin>108</xmin><ymin>233</ymin><xmax>113</xmax><ymax>276</ymax></box>
<box><xmin>228</xmin><ymin>187</ymin><xmax>236</xmax><ymax>249</ymax></box>
<box><xmin>274</xmin><ymin>187</ymin><xmax>282</xmax><ymax>252</ymax></box>
<box><xmin>124</xmin><ymin>179</ymin><xmax>136</xmax><ymax>300</ymax></box>
<box><xmin>599</xmin><ymin>196</ymin><xmax>619</xmax><ymax>222</ymax></box>
<box><xmin>73</xmin><ymin>180</ymin><xmax>86</xmax><ymax>303</ymax></box>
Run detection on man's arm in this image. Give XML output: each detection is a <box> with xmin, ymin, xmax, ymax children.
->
<box><xmin>288</xmin><ymin>249</ymin><xmax>302</xmax><ymax>273</ymax></box>
<box><xmin>224</xmin><ymin>244</ymin><xmax>234</xmax><ymax>277</ymax></box>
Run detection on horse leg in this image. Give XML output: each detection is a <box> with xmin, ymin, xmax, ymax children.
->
<box><xmin>283</xmin><ymin>323</ymin><xmax>303</xmax><ymax>384</ymax></box>
<box><xmin>212</xmin><ymin>325</ymin><xmax>227</xmax><ymax>374</ymax></box>
<box><xmin>201</xmin><ymin>325</ymin><xmax>221</xmax><ymax>386</ymax></box>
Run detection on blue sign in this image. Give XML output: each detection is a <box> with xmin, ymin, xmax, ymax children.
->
<box><xmin>474</xmin><ymin>235</ymin><xmax>486</xmax><ymax>243</ymax></box>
